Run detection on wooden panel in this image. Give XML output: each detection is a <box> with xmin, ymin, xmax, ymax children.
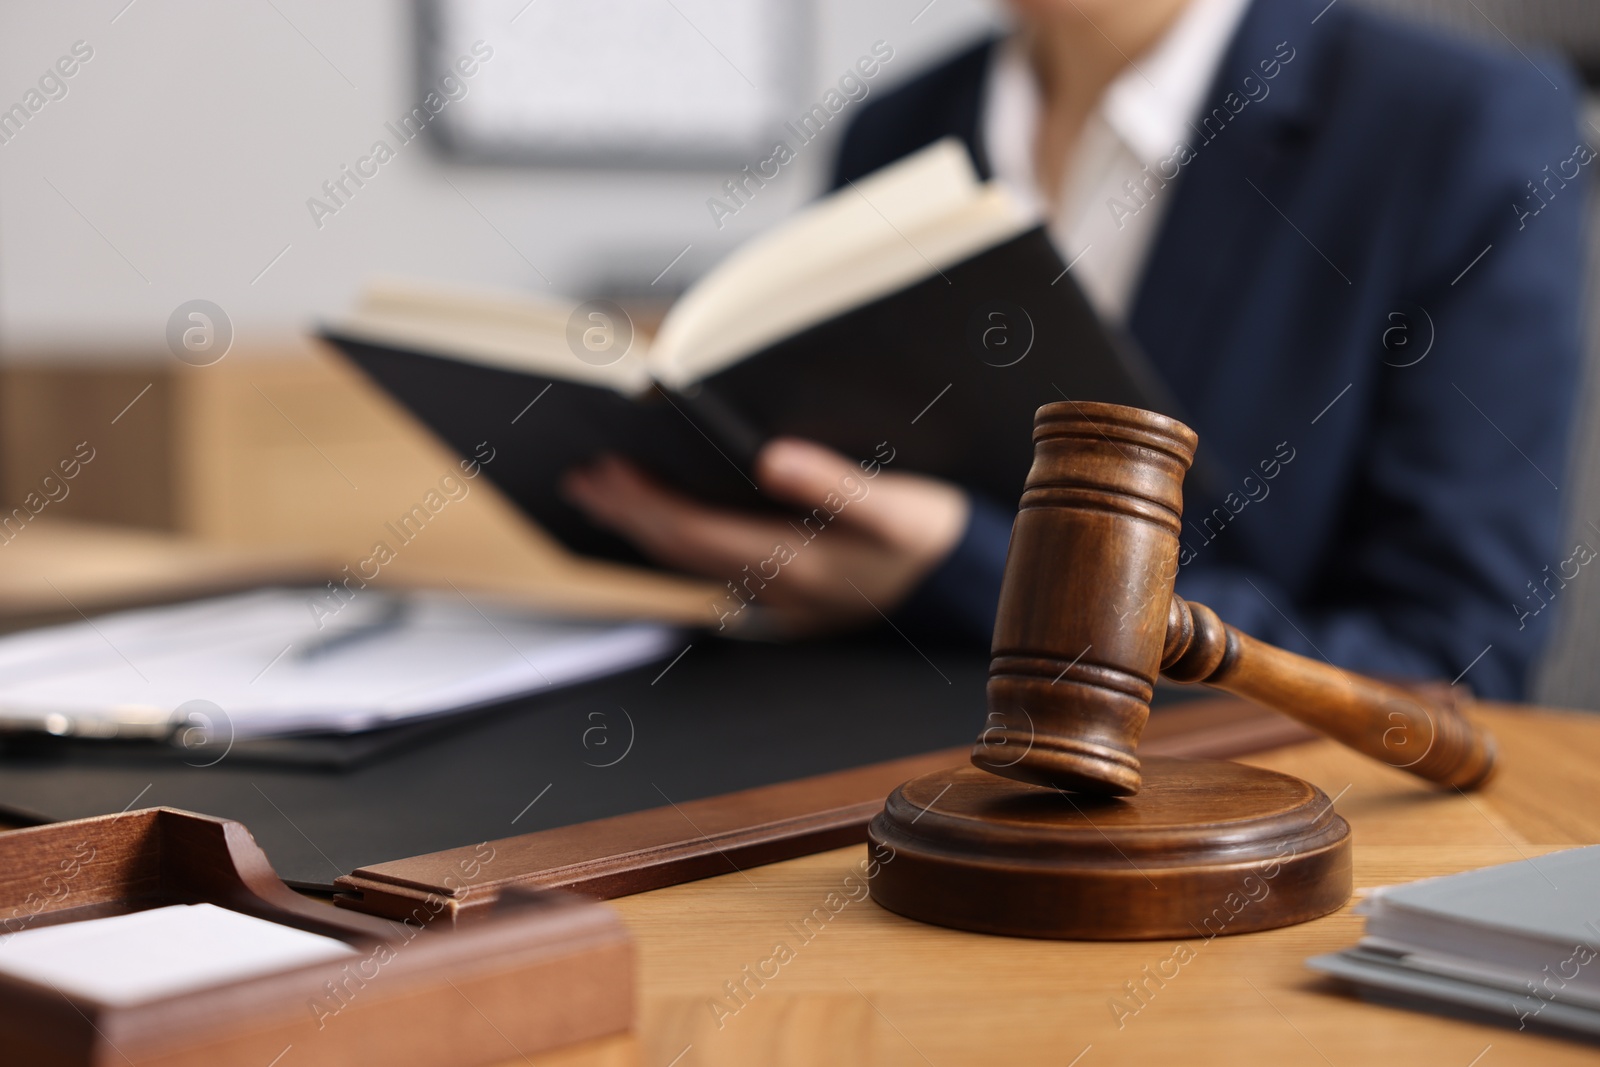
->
<box><xmin>0</xmin><ymin>362</ymin><xmax>177</xmax><ymax>530</ymax></box>
<box><xmin>0</xmin><ymin>348</ymin><xmax>721</xmax><ymax>624</ymax></box>
<box><xmin>182</xmin><ymin>344</ymin><xmax>719</xmax><ymax>624</ymax></box>
<box><xmin>336</xmin><ymin>747</ymin><xmax>970</xmax><ymax>923</ymax></box>
<box><xmin>337</xmin><ymin>697</ymin><xmax>1316</xmax><ymax>922</ymax></box>
<box><xmin>0</xmin><ymin>519</ymin><xmax>328</xmax><ymax>631</ymax></box>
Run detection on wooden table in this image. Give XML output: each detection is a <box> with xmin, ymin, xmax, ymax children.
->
<box><xmin>13</xmin><ymin>366</ymin><xmax>1593</xmax><ymax>1063</ymax></box>
<box><xmin>504</xmin><ymin>703</ymin><xmax>1600</xmax><ymax>1067</ymax></box>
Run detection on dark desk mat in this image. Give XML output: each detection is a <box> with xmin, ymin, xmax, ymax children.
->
<box><xmin>0</xmin><ymin>636</ymin><xmax>1210</xmax><ymax>889</ymax></box>
<box><xmin>0</xmin><ymin>713</ymin><xmax>506</xmax><ymax>770</ymax></box>
<box><xmin>0</xmin><ymin>637</ymin><xmax>995</xmax><ymax>887</ymax></box>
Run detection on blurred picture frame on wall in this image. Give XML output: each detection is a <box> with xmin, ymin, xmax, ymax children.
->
<box><xmin>418</xmin><ymin>0</ymin><xmax>811</xmax><ymax>166</ymax></box>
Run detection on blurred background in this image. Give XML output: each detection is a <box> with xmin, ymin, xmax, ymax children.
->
<box><xmin>1</xmin><ymin>0</ymin><xmax>1598</xmax><ymax>705</ymax></box>
<box><xmin>0</xmin><ymin>0</ymin><xmax>1004</xmax><ymax>346</ymax></box>
<box><xmin>0</xmin><ymin>0</ymin><xmax>1004</xmax><ymax>631</ymax></box>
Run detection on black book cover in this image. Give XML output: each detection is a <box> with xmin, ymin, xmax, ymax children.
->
<box><xmin>325</xmin><ymin>227</ymin><xmax>1180</xmax><ymax>566</ymax></box>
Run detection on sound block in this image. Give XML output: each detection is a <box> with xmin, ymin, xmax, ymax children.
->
<box><xmin>868</xmin><ymin>756</ymin><xmax>1351</xmax><ymax>940</ymax></box>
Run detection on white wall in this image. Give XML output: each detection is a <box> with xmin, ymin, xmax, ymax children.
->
<box><xmin>0</xmin><ymin>0</ymin><xmax>1001</xmax><ymax>356</ymax></box>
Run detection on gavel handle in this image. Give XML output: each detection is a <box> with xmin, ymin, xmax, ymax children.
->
<box><xmin>1160</xmin><ymin>598</ymin><xmax>1497</xmax><ymax>790</ymax></box>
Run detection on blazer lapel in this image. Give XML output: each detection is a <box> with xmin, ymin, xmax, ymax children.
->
<box><xmin>1129</xmin><ymin>0</ymin><xmax>1329</xmax><ymax>414</ymax></box>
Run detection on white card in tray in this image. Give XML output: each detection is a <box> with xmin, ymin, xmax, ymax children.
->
<box><xmin>0</xmin><ymin>903</ymin><xmax>358</xmax><ymax>1006</ymax></box>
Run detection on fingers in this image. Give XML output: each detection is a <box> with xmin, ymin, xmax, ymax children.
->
<box><xmin>756</xmin><ymin>437</ymin><xmax>970</xmax><ymax>566</ymax></box>
<box><xmin>562</xmin><ymin>456</ymin><xmax>793</xmax><ymax>577</ymax></box>
<box><xmin>564</xmin><ymin>445</ymin><xmax>971</xmax><ymax>637</ymax></box>
<box><xmin>755</xmin><ymin>438</ymin><xmax>863</xmax><ymax>509</ymax></box>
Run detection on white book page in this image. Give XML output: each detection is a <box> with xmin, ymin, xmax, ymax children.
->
<box><xmin>0</xmin><ymin>904</ymin><xmax>357</xmax><ymax>1007</ymax></box>
<box><xmin>652</xmin><ymin>188</ymin><xmax>1032</xmax><ymax>390</ymax></box>
<box><xmin>650</xmin><ymin>139</ymin><xmax>1035</xmax><ymax>385</ymax></box>
<box><xmin>336</xmin><ymin>279</ymin><xmax>653</xmax><ymax>394</ymax></box>
<box><xmin>330</xmin><ymin>140</ymin><xmax>1034</xmax><ymax>393</ymax></box>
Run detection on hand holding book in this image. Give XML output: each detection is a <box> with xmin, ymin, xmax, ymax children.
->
<box><xmin>563</xmin><ymin>437</ymin><xmax>969</xmax><ymax>636</ymax></box>
<box><xmin>325</xmin><ymin>139</ymin><xmax>1167</xmax><ymax>593</ymax></box>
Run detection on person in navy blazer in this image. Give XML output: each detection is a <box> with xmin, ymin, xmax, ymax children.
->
<box><xmin>566</xmin><ymin>0</ymin><xmax>1585</xmax><ymax>702</ymax></box>
<box><xmin>837</xmin><ymin>0</ymin><xmax>1588</xmax><ymax>701</ymax></box>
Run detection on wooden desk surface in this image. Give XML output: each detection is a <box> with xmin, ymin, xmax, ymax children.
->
<box><xmin>12</xmin><ymin>361</ymin><xmax>1596</xmax><ymax>1063</ymax></box>
<box><xmin>508</xmin><ymin>703</ymin><xmax>1600</xmax><ymax>1067</ymax></box>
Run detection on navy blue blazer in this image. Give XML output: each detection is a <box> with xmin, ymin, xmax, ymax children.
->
<box><xmin>840</xmin><ymin>0</ymin><xmax>1587</xmax><ymax>699</ymax></box>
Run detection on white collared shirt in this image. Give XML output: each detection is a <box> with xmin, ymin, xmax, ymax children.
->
<box><xmin>983</xmin><ymin>0</ymin><xmax>1253</xmax><ymax>322</ymax></box>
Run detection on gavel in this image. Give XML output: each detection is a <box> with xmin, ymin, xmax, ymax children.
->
<box><xmin>976</xmin><ymin>401</ymin><xmax>1497</xmax><ymax>796</ymax></box>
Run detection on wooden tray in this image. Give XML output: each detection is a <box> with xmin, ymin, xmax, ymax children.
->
<box><xmin>0</xmin><ymin>808</ymin><xmax>631</xmax><ymax>1067</ymax></box>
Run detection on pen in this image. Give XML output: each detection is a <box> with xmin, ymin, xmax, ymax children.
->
<box><xmin>293</xmin><ymin>597</ymin><xmax>408</xmax><ymax>662</ymax></box>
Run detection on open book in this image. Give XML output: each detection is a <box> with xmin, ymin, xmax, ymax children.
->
<box><xmin>324</xmin><ymin>139</ymin><xmax>1171</xmax><ymax>563</ymax></box>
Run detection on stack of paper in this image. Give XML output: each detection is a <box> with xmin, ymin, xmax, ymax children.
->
<box><xmin>1308</xmin><ymin>846</ymin><xmax>1600</xmax><ymax>1039</ymax></box>
<box><xmin>0</xmin><ymin>904</ymin><xmax>357</xmax><ymax>1005</ymax></box>
<box><xmin>0</xmin><ymin>588</ymin><xmax>679</xmax><ymax>741</ymax></box>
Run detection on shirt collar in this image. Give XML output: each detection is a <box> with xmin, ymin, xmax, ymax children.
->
<box><xmin>1102</xmin><ymin>0</ymin><xmax>1255</xmax><ymax>167</ymax></box>
<box><xmin>984</xmin><ymin>0</ymin><xmax>1254</xmax><ymax>178</ymax></box>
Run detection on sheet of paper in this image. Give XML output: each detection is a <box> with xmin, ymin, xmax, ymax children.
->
<box><xmin>1307</xmin><ymin>948</ymin><xmax>1600</xmax><ymax>1038</ymax></box>
<box><xmin>0</xmin><ymin>588</ymin><xmax>679</xmax><ymax>740</ymax></box>
<box><xmin>0</xmin><ymin>904</ymin><xmax>358</xmax><ymax>1006</ymax></box>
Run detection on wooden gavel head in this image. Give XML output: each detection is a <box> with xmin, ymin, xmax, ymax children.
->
<box><xmin>974</xmin><ymin>401</ymin><xmax>1497</xmax><ymax>796</ymax></box>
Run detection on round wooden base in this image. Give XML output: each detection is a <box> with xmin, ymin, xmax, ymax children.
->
<box><xmin>868</xmin><ymin>757</ymin><xmax>1351</xmax><ymax>940</ymax></box>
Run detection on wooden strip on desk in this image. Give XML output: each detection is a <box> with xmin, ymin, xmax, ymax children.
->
<box><xmin>335</xmin><ymin>696</ymin><xmax>1314</xmax><ymax>924</ymax></box>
